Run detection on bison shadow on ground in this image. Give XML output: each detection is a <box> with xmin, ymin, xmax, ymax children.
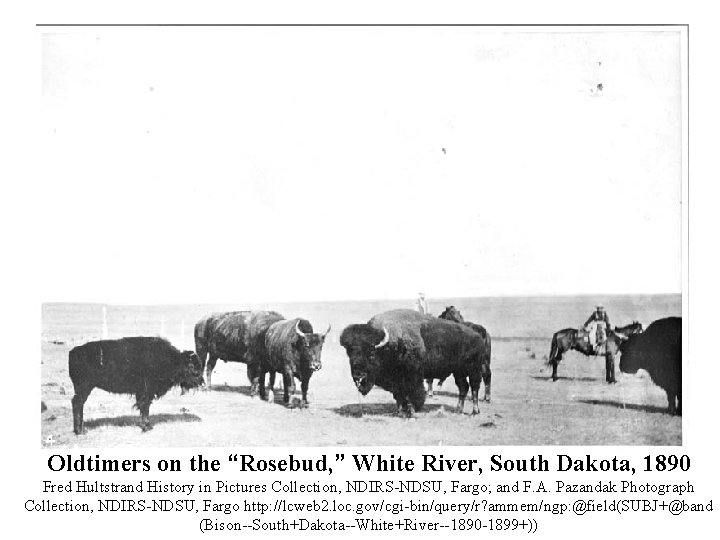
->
<box><xmin>333</xmin><ymin>402</ymin><xmax>447</xmax><ymax>418</ymax></box>
<box><xmin>210</xmin><ymin>384</ymin><xmax>294</xmax><ymax>405</ymax></box>
<box><xmin>530</xmin><ymin>375</ymin><xmax>600</xmax><ymax>382</ymax></box>
<box><xmin>577</xmin><ymin>398</ymin><xmax>669</xmax><ymax>415</ymax></box>
<box><xmin>83</xmin><ymin>412</ymin><xmax>201</xmax><ymax>431</ymax></box>
<box><xmin>208</xmin><ymin>384</ymin><xmax>253</xmax><ymax>396</ymax></box>
<box><xmin>425</xmin><ymin>389</ymin><xmax>461</xmax><ymax>398</ymax></box>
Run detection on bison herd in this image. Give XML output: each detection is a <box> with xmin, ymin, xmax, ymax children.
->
<box><xmin>67</xmin><ymin>307</ymin><xmax>682</xmax><ymax>434</ymax></box>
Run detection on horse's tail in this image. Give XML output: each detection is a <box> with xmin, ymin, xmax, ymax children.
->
<box><xmin>548</xmin><ymin>333</ymin><xmax>558</xmax><ymax>365</ymax></box>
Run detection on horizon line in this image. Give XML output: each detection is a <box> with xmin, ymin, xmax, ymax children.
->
<box><xmin>41</xmin><ymin>291</ymin><xmax>682</xmax><ymax>307</ymax></box>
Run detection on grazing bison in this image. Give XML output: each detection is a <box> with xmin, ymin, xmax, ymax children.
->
<box><xmin>619</xmin><ymin>317</ymin><xmax>681</xmax><ymax>415</ymax></box>
<box><xmin>436</xmin><ymin>306</ymin><xmax>492</xmax><ymax>401</ymax></box>
<box><xmin>260</xmin><ymin>319</ymin><xmax>330</xmax><ymax>406</ymax></box>
<box><xmin>194</xmin><ymin>311</ymin><xmax>284</xmax><ymax>392</ymax></box>
<box><xmin>340</xmin><ymin>309</ymin><xmax>490</xmax><ymax>416</ymax></box>
<box><xmin>548</xmin><ymin>321</ymin><xmax>643</xmax><ymax>383</ymax></box>
<box><xmin>68</xmin><ymin>337</ymin><xmax>204</xmax><ymax>434</ymax></box>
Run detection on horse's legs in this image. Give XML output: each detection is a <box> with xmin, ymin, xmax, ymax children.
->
<box><xmin>549</xmin><ymin>338</ymin><xmax>561</xmax><ymax>381</ymax></box>
<box><xmin>550</xmin><ymin>352</ymin><xmax>562</xmax><ymax>381</ymax></box>
<box><xmin>426</xmin><ymin>378</ymin><xmax>434</xmax><ymax>397</ymax></box>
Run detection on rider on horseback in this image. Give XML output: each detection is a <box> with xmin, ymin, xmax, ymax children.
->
<box><xmin>584</xmin><ymin>305</ymin><xmax>610</xmax><ymax>353</ymax></box>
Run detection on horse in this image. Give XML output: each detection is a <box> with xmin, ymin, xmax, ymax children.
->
<box><xmin>548</xmin><ymin>320</ymin><xmax>643</xmax><ymax>383</ymax></box>
<box><xmin>430</xmin><ymin>306</ymin><xmax>492</xmax><ymax>402</ymax></box>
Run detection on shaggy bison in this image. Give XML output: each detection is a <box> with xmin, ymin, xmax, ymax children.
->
<box><xmin>69</xmin><ymin>337</ymin><xmax>204</xmax><ymax>434</ymax></box>
<box><xmin>436</xmin><ymin>306</ymin><xmax>492</xmax><ymax>401</ymax></box>
<box><xmin>619</xmin><ymin>317</ymin><xmax>682</xmax><ymax>415</ymax></box>
<box><xmin>340</xmin><ymin>322</ymin><xmax>426</xmax><ymax>415</ymax></box>
<box><xmin>340</xmin><ymin>309</ymin><xmax>491</xmax><ymax>416</ymax></box>
<box><xmin>194</xmin><ymin>311</ymin><xmax>284</xmax><ymax>392</ymax></box>
<box><xmin>260</xmin><ymin>318</ymin><xmax>330</xmax><ymax>406</ymax></box>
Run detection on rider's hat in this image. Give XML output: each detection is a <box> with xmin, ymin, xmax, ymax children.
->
<box><xmin>596</xmin><ymin>304</ymin><xmax>605</xmax><ymax>310</ymax></box>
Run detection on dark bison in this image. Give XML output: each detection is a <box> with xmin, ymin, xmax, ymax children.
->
<box><xmin>340</xmin><ymin>309</ymin><xmax>491</xmax><ymax>416</ymax></box>
<box><xmin>194</xmin><ymin>311</ymin><xmax>284</xmax><ymax>392</ymax></box>
<box><xmin>548</xmin><ymin>321</ymin><xmax>643</xmax><ymax>383</ymax></box>
<box><xmin>68</xmin><ymin>337</ymin><xmax>204</xmax><ymax>434</ymax></box>
<box><xmin>619</xmin><ymin>317</ymin><xmax>681</xmax><ymax>415</ymax></box>
<box><xmin>436</xmin><ymin>306</ymin><xmax>492</xmax><ymax>401</ymax></box>
<box><xmin>340</xmin><ymin>323</ymin><xmax>426</xmax><ymax>415</ymax></box>
<box><xmin>259</xmin><ymin>318</ymin><xmax>330</xmax><ymax>406</ymax></box>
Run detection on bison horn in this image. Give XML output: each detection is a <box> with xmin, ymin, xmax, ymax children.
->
<box><xmin>295</xmin><ymin>320</ymin><xmax>306</xmax><ymax>338</ymax></box>
<box><xmin>375</xmin><ymin>327</ymin><xmax>390</xmax><ymax>349</ymax></box>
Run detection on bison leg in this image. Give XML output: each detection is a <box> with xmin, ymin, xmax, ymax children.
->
<box><xmin>71</xmin><ymin>387</ymin><xmax>92</xmax><ymax>435</ymax></box>
<box><xmin>258</xmin><ymin>370</ymin><xmax>268</xmax><ymax>401</ymax></box>
<box><xmin>469</xmin><ymin>373</ymin><xmax>482</xmax><ymax>415</ymax></box>
<box><xmin>282</xmin><ymin>371</ymin><xmax>293</xmax><ymax>404</ymax></box>
<box><xmin>667</xmin><ymin>391</ymin><xmax>680</xmax><ymax>415</ymax></box>
<box><xmin>392</xmin><ymin>393</ymin><xmax>404</xmax><ymax>415</ymax></box>
<box><xmin>266</xmin><ymin>371</ymin><xmax>276</xmax><ymax>403</ymax></box>
<box><xmin>605</xmin><ymin>353</ymin><xmax>616</xmax><ymax>384</ymax></box>
<box><xmin>677</xmin><ymin>392</ymin><xmax>682</xmax><ymax>416</ymax></box>
<box><xmin>205</xmin><ymin>354</ymin><xmax>219</xmax><ymax>389</ymax></box>
<box><xmin>404</xmin><ymin>401</ymin><xmax>416</xmax><ymax>418</ymax></box>
<box><xmin>394</xmin><ymin>394</ymin><xmax>416</xmax><ymax>418</ymax></box>
<box><xmin>196</xmin><ymin>343</ymin><xmax>208</xmax><ymax>388</ymax></box>
<box><xmin>301</xmin><ymin>376</ymin><xmax>310</xmax><ymax>405</ymax></box>
<box><xmin>247</xmin><ymin>363</ymin><xmax>260</xmax><ymax>397</ymax></box>
<box><xmin>426</xmin><ymin>379</ymin><xmax>434</xmax><ymax>397</ymax></box>
<box><xmin>135</xmin><ymin>394</ymin><xmax>153</xmax><ymax>432</ymax></box>
<box><xmin>482</xmin><ymin>369</ymin><xmax>492</xmax><ymax>402</ymax></box>
<box><xmin>454</xmin><ymin>374</ymin><xmax>470</xmax><ymax>414</ymax></box>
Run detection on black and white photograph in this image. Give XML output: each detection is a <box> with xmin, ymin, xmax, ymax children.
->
<box><xmin>38</xmin><ymin>25</ymin><xmax>685</xmax><ymax>447</ymax></box>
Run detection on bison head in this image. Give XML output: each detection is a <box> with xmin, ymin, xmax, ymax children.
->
<box><xmin>439</xmin><ymin>305</ymin><xmax>465</xmax><ymax>323</ymax></box>
<box><xmin>178</xmin><ymin>351</ymin><xmax>205</xmax><ymax>392</ymax></box>
<box><xmin>618</xmin><ymin>334</ymin><xmax>643</xmax><ymax>375</ymax></box>
<box><xmin>294</xmin><ymin>320</ymin><xmax>330</xmax><ymax>373</ymax></box>
<box><xmin>339</xmin><ymin>324</ymin><xmax>390</xmax><ymax>395</ymax></box>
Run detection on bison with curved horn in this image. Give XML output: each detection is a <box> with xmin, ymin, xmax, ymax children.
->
<box><xmin>260</xmin><ymin>319</ymin><xmax>330</xmax><ymax>406</ymax></box>
<box><xmin>548</xmin><ymin>321</ymin><xmax>643</xmax><ymax>383</ymax></box>
<box><xmin>340</xmin><ymin>309</ymin><xmax>491</xmax><ymax>416</ymax></box>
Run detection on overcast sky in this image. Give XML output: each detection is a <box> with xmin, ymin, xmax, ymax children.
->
<box><xmin>39</xmin><ymin>27</ymin><xmax>683</xmax><ymax>303</ymax></box>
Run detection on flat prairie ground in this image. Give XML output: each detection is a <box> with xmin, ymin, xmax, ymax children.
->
<box><xmin>41</xmin><ymin>332</ymin><xmax>680</xmax><ymax>448</ymax></box>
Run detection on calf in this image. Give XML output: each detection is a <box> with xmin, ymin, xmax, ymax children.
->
<box><xmin>69</xmin><ymin>337</ymin><xmax>204</xmax><ymax>433</ymax></box>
